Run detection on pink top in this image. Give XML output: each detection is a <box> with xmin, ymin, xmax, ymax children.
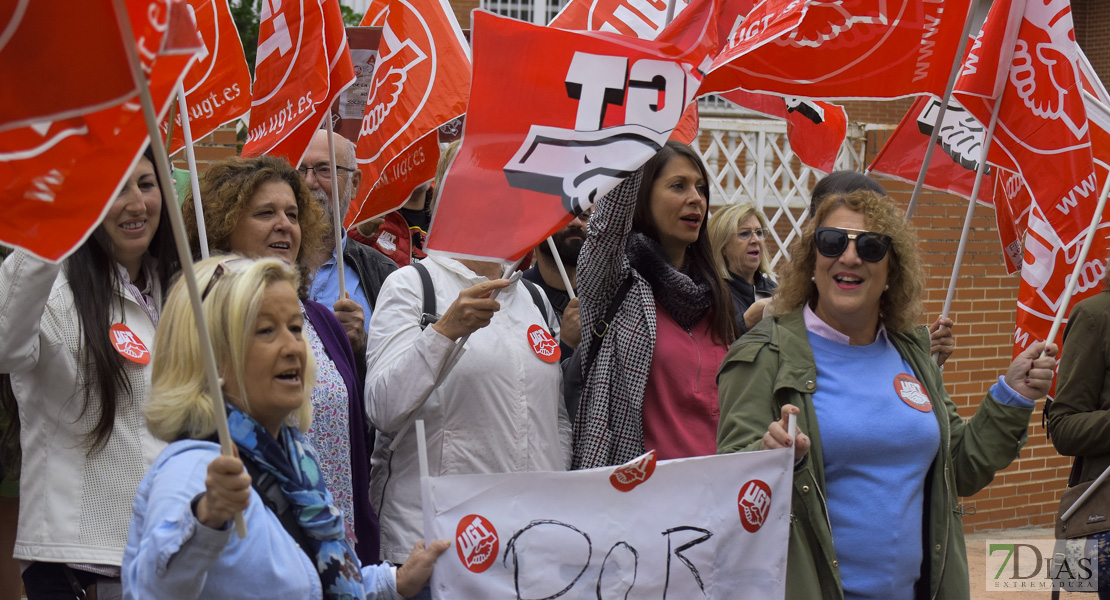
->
<box><xmin>641</xmin><ymin>306</ymin><xmax>730</xmax><ymax>460</ymax></box>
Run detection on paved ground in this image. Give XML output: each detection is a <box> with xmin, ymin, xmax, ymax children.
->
<box><xmin>968</xmin><ymin>526</ymin><xmax>1058</xmax><ymax>599</ymax></box>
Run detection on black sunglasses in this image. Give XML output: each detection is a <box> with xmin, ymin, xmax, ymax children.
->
<box><xmin>814</xmin><ymin>227</ymin><xmax>892</xmax><ymax>263</ymax></box>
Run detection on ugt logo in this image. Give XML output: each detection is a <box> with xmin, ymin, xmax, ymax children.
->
<box><xmin>987</xmin><ymin>540</ymin><xmax>1096</xmax><ymax>592</ymax></box>
<box><xmin>456</xmin><ymin>514</ymin><xmax>499</xmax><ymax>574</ymax></box>
<box><xmin>504</xmin><ymin>51</ymin><xmax>708</xmax><ymax>215</ymax></box>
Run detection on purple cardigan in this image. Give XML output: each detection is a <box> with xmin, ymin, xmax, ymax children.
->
<box><xmin>302</xmin><ymin>299</ymin><xmax>380</xmax><ymax>565</ymax></box>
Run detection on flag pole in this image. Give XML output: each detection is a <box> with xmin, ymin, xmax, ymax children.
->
<box><xmin>325</xmin><ymin>111</ymin><xmax>347</xmax><ymax>296</ymax></box>
<box><xmin>111</xmin><ymin>0</ymin><xmax>245</xmax><ymax>537</ymax></box>
<box><xmin>1057</xmin><ymin>175</ymin><xmax>1110</xmax><ymax>522</ymax></box>
<box><xmin>544</xmin><ymin>236</ymin><xmax>576</xmax><ymax>300</ymax></box>
<box><xmin>176</xmin><ymin>81</ymin><xmax>210</xmax><ymax>259</ymax></box>
<box><xmin>904</xmin><ymin>0</ymin><xmax>981</xmax><ymax>220</ymax></box>
<box><xmin>933</xmin><ymin>96</ymin><xmax>1003</xmax><ymax>364</ymax></box>
<box><xmin>389</xmin><ymin>257</ymin><xmax>527</xmax><ymax>451</ymax></box>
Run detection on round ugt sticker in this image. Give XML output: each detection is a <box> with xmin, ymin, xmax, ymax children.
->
<box><xmin>894</xmin><ymin>373</ymin><xmax>932</xmax><ymax>412</ymax></box>
<box><xmin>456</xmin><ymin>514</ymin><xmax>499</xmax><ymax>573</ymax></box>
<box><xmin>738</xmin><ymin>479</ymin><xmax>772</xmax><ymax>533</ymax></box>
<box><xmin>527</xmin><ymin>324</ymin><xmax>560</xmax><ymax>363</ymax></box>
<box><xmin>110</xmin><ymin>323</ymin><xmax>150</xmax><ymax>364</ymax></box>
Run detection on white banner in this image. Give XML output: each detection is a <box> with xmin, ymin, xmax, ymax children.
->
<box><xmin>422</xmin><ymin>448</ymin><xmax>793</xmax><ymax>599</ymax></box>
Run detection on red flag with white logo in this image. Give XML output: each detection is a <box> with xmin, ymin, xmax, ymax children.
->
<box><xmin>345</xmin><ymin>130</ymin><xmax>439</xmax><ymax>229</ymax></box>
<box><xmin>426</xmin><ymin>1</ymin><xmax>719</xmax><ymax>261</ymax></box>
<box><xmin>161</xmin><ymin>0</ymin><xmax>252</xmax><ymax>156</ymax></box>
<box><xmin>241</xmin><ymin>0</ymin><xmax>330</xmax><ymax>158</ymax></box>
<box><xmin>268</xmin><ymin>0</ymin><xmax>357</xmax><ymax>166</ymax></box>
<box><xmin>0</xmin><ymin>3</ymin><xmax>136</xmax><ymax>132</ymax></box>
<box><xmin>722</xmin><ymin>90</ymin><xmax>847</xmax><ymax>173</ymax></box>
<box><xmin>703</xmin><ymin>0</ymin><xmax>973</xmax><ymax>100</ymax></box>
<box><xmin>1010</xmin><ymin>84</ymin><xmax>1110</xmax><ymax>393</ymax></box>
<box><xmin>993</xmin><ymin>168</ymin><xmax>1032</xmax><ymax>275</ymax></box>
<box><xmin>0</xmin><ymin>0</ymin><xmax>200</xmax><ymax>262</ymax></box>
<box><xmin>349</xmin><ymin>0</ymin><xmax>471</xmax><ymax>224</ymax></box>
<box><xmin>868</xmin><ymin>96</ymin><xmax>995</xmax><ymax>204</ymax></box>
<box><xmin>954</xmin><ymin>0</ymin><xmax>1095</xmax><ymax>254</ymax></box>
<box><xmin>359</xmin><ymin>0</ymin><xmax>390</xmax><ymax>27</ymax></box>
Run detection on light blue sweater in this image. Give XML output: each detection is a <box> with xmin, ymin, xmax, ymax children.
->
<box><xmin>123</xmin><ymin>440</ymin><xmax>400</xmax><ymax>600</ymax></box>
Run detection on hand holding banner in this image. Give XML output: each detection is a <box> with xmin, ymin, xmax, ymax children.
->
<box><xmin>423</xmin><ymin>449</ymin><xmax>792</xmax><ymax>599</ymax></box>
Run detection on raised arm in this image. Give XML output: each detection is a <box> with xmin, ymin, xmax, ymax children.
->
<box><xmin>0</xmin><ymin>250</ymin><xmax>63</xmax><ymax>373</ymax></box>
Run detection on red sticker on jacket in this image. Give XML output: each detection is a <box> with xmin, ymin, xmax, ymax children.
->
<box><xmin>456</xmin><ymin>514</ymin><xmax>498</xmax><ymax>573</ymax></box>
<box><xmin>738</xmin><ymin>479</ymin><xmax>772</xmax><ymax>533</ymax></box>
<box><xmin>609</xmin><ymin>450</ymin><xmax>656</xmax><ymax>492</ymax></box>
<box><xmin>526</xmin><ymin>324</ymin><xmax>560</xmax><ymax>363</ymax></box>
<box><xmin>894</xmin><ymin>373</ymin><xmax>932</xmax><ymax>412</ymax></box>
<box><xmin>110</xmin><ymin>323</ymin><xmax>150</xmax><ymax>364</ymax></box>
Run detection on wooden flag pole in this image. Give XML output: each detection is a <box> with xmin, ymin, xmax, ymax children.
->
<box><xmin>176</xmin><ymin>81</ymin><xmax>210</xmax><ymax>259</ymax></box>
<box><xmin>111</xmin><ymin>0</ymin><xmax>245</xmax><ymax>537</ymax></box>
<box><xmin>933</xmin><ymin>96</ymin><xmax>1003</xmax><ymax>364</ymax></box>
<box><xmin>904</xmin><ymin>0</ymin><xmax>981</xmax><ymax>220</ymax></box>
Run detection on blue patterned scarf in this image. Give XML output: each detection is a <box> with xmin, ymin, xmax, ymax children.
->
<box><xmin>226</xmin><ymin>405</ymin><xmax>365</xmax><ymax>599</ymax></box>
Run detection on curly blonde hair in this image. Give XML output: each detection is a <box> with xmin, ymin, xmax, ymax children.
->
<box><xmin>772</xmin><ymin>190</ymin><xmax>924</xmax><ymax>333</ymax></box>
<box><xmin>182</xmin><ymin>155</ymin><xmax>326</xmax><ymax>298</ymax></box>
<box><xmin>145</xmin><ymin>256</ymin><xmax>316</xmax><ymax>442</ymax></box>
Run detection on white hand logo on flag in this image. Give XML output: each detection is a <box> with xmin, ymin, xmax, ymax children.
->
<box><xmin>780</xmin><ymin>0</ymin><xmax>890</xmax><ymax>49</ymax></box>
<box><xmin>361</xmin><ymin>27</ymin><xmax>428</xmax><ymax>139</ymax></box>
<box><xmin>1009</xmin><ymin>0</ymin><xmax>1086</xmax><ymax>139</ymax></box>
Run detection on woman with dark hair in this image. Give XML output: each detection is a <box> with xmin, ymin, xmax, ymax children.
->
<box><xmin>184</xmin><ymin>155</ymin><xmax>380</xmax><ymax>566</ymax></box>
<box><xmin>717</xmin><ymin>189</ymin><xmax>1057</xmax><ymax>600</ymax></box>
<box><xmin>572</xmin><ymin>140</ymin><xmax>738</xmax><ymax>469</ymax></box>
<box><xmin>0</xmin><ymin>147</ymin><xmax>180</xmax><ymax>598</ymax></box>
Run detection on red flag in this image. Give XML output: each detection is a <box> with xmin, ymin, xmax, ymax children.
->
<box><xmin>954</xmin><ymin>0</ymin><xmax>1095</xmax><ymax>251</ymax></box>
<box><xmin>426</xmin><ymin>2</ymin><xmax>719</xmax><ymax>261</ymax></box>
<box><xmin>0</xmin><ymin>0</ymin><xmax>199</xmax><ymax>262</ymax></box>
<box><xmin>703</xmin><ymin>0</ymin><xmax>973</xmax><ymax>99</ymax></box>
<box><xmin>670</xmin><ymin>104</ymin><xmax>700</xmax><ymax>145</ymax></box>
<box><xmin>349</xmin><ymin>0</ymin><xmax>470</xmax><ymax>223</ymax></box>
<box><xmin>268</xmin><ymin>0</ymin><xmax>357</xmax><ymax>165</ymax></box>
<box><xmin>868</xmin><ymin>96</ymin><xmax>995</xmax><ymax>203</ymax></box>
<box><xmin>0</xmin><ymin>3</ymin><xmax>137</xmax><ymax>131</ymax></box>
<box><xmin>162</xmin><ymin>0</ymin><xmax>252</xmax><ymax>155</ymax></box>
<box><xmin>241</xmin><ymin>0</ymin><xmax>330</xmax><ymax>157</ymax></box>
<box><xmin>992</xmin><ymin>168</ymin><xmax>1032</xmax><ymax>274</ymax></box>
<box><xmin>346</xmin><ymin>131</ymin><xmax>439</xmax><ymax>228</ymax></box>
<box><xmin>722</xmin><ymin>90</ymin><xmax>847</xmax><ymax>173</ymax></box>
<box><xmin>359</xmin><ymin>0</ymin><xmax>390</xmax><ymax>27</ymax></box>
<box><xmin>1010</xmin><ymin>82</ymin><xmax>1110</xmax><ymax>393</ymax></box>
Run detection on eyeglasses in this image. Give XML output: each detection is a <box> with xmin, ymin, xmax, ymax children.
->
<box><xmin>736</xmin><ymin>228</ymin><xmax>766</xmax><ymax>241</ymax></box>
<box><xmin>814</xmin><ymin>227</ymin><xmax>893</xmax><ymax>263</ymax></box>
<box><xmin>201</xmin><ymin>257</ymin><xmax>254</xmax><ymax>301</ymax></box>
<box><xmin>297</xmin><ymin>163</ymin><xmax>356</xmax><ymax>181</ymax></box>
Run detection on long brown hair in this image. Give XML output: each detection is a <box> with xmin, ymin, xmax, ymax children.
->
<box><xmin>632</xmin><ymin>141</ymin><xmax>738</xmax><ymax>345</ymax></box>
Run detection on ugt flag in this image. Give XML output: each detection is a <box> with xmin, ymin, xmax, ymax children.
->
<box><xmin>0</xmin><ymin>0</ymin><xmax>200</xmax><ymax>262</ymax></box>
<box><xmin>424</xmin><ymin>448</ymin><xmax>792</xmax><ymax>599</ymax></box>
<box><xmin>868</xmin><ymin>96</ymin><xmax>995</xmax><ymax>204</ymax></box>
<box><xmin>242</xmin><ymin>0</ymin><xmax>330</xmax><ymax>157</ymax></box>
<box><xmin>703</xmin><ymin>0</ymin><xmax>973</xmax><ymax>99</ymax></box>
<box><xmin>427</xmin><ymin>2</ymin><xmax>719</xmax><ymax>261</ymax></box>
<box><xmin>162</xmin><ymin>0</ymin><xmax>252</xmax><ymax>156</ymax></box>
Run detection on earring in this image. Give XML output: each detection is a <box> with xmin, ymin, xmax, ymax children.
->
<box><xmin>811</xmin><ymin>276</ymin><xmax>816</xmax><ymax>282</ymax></box>
<box><xmin>884</xmin><ymin>284</ymin><xmax>889</xmax><ymax>291</ymax></box>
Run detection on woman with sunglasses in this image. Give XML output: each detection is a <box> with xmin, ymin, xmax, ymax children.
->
<box><xmin>183</xmin><ymin>156</ymin><xmax>379</xmax><ymax>566</ymax></box>
<box><xmin>707</xmin><ymin>203</ymin><xmax>777</xmax><ymax>334</ymax></box>
<box><xmin>717</xmin><ymin>190</ymin><xmax>1058</xmax><ymax>600</ymax></box>
<box><xmin>0</xmin><ymin>147</ymin><xmax>180</xmax><ymax>598</ymax></box>
<box><xmin>573</xmin><ymin>141</ymin><xmax>738</xmax><ymax>469</ymax></box>
<box><xmin>123</xmin><ymin>256</ymin><xmax>448</xmax><ymax>599</ymax></box>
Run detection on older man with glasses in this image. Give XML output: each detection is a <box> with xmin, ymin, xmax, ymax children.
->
<box><xmin>298</xmin><ymin>129</ymin><xmax>398</xmax><ymax>359</ymax></box>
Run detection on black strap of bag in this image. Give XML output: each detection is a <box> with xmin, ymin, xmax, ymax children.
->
<box><xmin>413</xmin><ymin>260</ymin><xmax>552</xmax><ymax>333</ymax></box>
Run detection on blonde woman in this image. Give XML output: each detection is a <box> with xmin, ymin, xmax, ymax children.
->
<box><xmin>123</xmin><ymin>256</ymin><xmax>447</xmax><ymax>600</ymax></box>
<box><xmin>708</xmin><ymin>203</ymin><xmax>777</xmax><ymax>334</ymax></box>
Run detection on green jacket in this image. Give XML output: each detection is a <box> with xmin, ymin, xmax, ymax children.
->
<box><xmin>717</xmin><ymin>309</ymin><xmax>1032</xmax><ymax>600</ymax></box>
<box><xmin>1046</xmin><ymin>290</ymin><xmax>1110</xmax><ymax>483</ymax></box>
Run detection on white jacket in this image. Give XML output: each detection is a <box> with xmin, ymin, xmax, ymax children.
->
<box><xmin>365</xmin><ymin>253</ymin><xmax>572</xmax><ymax>564</ymax></box>
<box><xmin>0</xmin><ymin>251</ymin><xmax>165</xmax><ymax>566</ymax></box>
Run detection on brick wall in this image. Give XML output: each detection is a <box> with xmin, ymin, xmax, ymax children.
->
<box><xmin>168</xmin><ymin>124</ymin><xmax>240</xmax><ymax>173</ymax></box>
<box><xmin>1074</xmin><ymin>0</ymin><xmax>1110</xmax><ymax>86</ymax></box>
